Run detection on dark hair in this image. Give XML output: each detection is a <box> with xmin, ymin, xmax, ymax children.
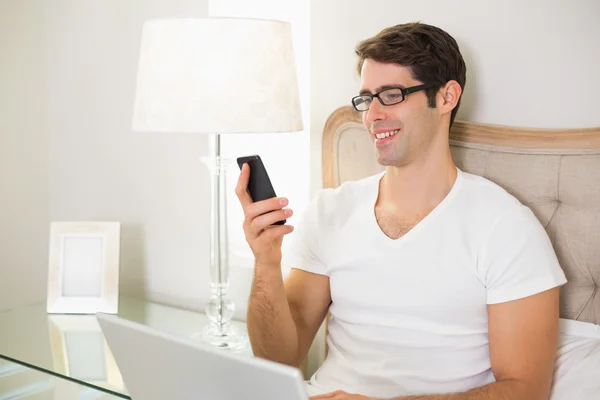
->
<box><xmin>355</xmin><ymin>22</ymin><xmax>466</xmax><ymax>126</ymax></box>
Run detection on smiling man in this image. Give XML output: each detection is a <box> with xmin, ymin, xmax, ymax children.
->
<box><xmin>236</xmin><ymin>22</ymin><xmax>567</xmax><ymax>400</ymax></box>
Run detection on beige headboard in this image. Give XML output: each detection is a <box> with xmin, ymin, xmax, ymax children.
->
<box><xmin>322</xmin><ymin>105</ymin><xmax>600</xmax><ymax>325</ymax></box>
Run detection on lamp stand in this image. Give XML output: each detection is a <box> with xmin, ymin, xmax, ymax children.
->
<box><xmin>195</xmin><ymin>133</ymin><xmax>248</xmax><ymax>351</ymax></box>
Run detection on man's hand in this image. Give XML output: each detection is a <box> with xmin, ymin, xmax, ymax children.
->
<box><xmin>310</xmin><ymin>390</ymin><xmax>375</xmax><ymax>400</ymax></box>
<box><xmin>234</xmin><ymin>162</ymin><xmax>294</xmax><ymax>267</ymax></box>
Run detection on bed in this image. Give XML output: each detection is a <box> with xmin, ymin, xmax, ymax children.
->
<box><xmin>315</xmin><ymin>105</ymin><xmax>600</xmax><ymax>398</ymax></box>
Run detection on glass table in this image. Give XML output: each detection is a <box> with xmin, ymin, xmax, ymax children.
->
<box><xmin>0</xmin><ymin>357</ymin><xmax>123</xmax><ymax>399</ymax></box>
<box><xmin>0</xmin><ymin>296</ymin><xmax>251</xmax><ymax>399</ymax></box>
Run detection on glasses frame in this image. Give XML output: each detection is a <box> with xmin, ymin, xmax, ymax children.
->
<box><xmin>351</xmin><ymin>83</ymin><xmax>438</xmax><ymax>112</ymax></box>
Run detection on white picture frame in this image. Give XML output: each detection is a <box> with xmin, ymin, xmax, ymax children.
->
<box><xmin>47</xmin><ymin>221</ymin><xmax>121</xmax><ymax>314</ymax></box>
<box><xmin>48</xmin><ymin>314</ymin><xmax>124</xmax><ymax>393</ymax></box>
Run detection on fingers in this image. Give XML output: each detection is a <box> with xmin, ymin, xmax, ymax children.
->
<box><xmin>234</xmin><ymin>163</ymin><xmax>253</xmax><ymax>208</ymax></box>
<box><xmin>249</xmin><ymin>208</ymin><xmax>293</xmax><ymax>234</ymax></box>
<box><xmin>235</xmin><ymin>163</ymin><xmax>288</xmax><ymax>219</ymax></box>
<box><xmin>246</xmin><ymin>211</ymin><xmax>294</xmax><ymax>244</ymax></box>
<box><xmin>246</xmin><ymin>196</ymin><xmax>289</xmax><ymax>220</ymax></box>
<box><xmin>243</xmin><ymin>197</ymin><xmax>291</xmax><ymax>238</ymax></box>
<box><xmin>235</xmin><ymin>163</ymin><xmax>295</xmax><ymax>254</ymax></box>
<box><xmin>260</xmin><ymin>224</ymin><xmax>294</xmax><ymax>242</ymax></box>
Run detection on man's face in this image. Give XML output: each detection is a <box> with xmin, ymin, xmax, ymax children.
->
<box><xmin>359</xmin><ymin>59</ymin><xmax>439</xmax><ymax>168</ymax></box>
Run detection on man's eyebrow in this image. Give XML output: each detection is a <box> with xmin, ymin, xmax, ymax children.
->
<box><xmin>358</xmin><ymin>84</ymin><xmax>405</xmax><ymax>96</ymax></box>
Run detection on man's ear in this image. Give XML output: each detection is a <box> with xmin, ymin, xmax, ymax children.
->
<box><xmin>438</xmin><ymin>80</ymin><xmax>462</xmax><ymax>113</ymax></box>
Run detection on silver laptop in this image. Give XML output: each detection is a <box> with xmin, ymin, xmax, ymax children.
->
<box><xmin>97</xmin><ymin>313</ymin><xmax>310</xmax><ymax>400</ymax></box>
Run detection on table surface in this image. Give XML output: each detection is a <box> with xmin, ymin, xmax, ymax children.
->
<box><xmin>0</xmin><ymin>357</ymin><xmax>124</xmax><ymax>399</ymax></box>
<box><xmin>0</xmin><ymin>296</ymin><xmax>251</xmax><ymax>399</ymax></box>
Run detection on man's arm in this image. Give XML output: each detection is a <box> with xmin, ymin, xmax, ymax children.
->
<box><xmin>236</xmin><ymin>162</ymin><xmax>332</xmax><ymax>368</ymax></box>
<box><xmin>397</xmin><ymin>381</ymin><xmax>533</xmax><ymax>399</ymax></box>
<box><xmin>248</xmin><ymin>267</ymin><xmax>331</xmax><ymax>367</ymax></box>
<box><xmin>400</xmin><ymin>287</ymin><xmax>560</xmax><ymax>400</ymax></box>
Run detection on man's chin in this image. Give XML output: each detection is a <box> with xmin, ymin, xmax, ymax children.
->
<box><xmin>376</xmin><ymin>152</ymin><xmax>405</xmax><ymax>167</ymax></box>
<box><xmin>377</xmin><ymin>157</ymin><xmax>415</xmax><ymax>169</ymax></box>
<box><xmin>377</xmin><ymin>159</ymin><xmax>400</xmax><ymax>168</ymax></box>
<box><xmin>375</xmin><ymin>143</ymin><xmax>413</xmax><ymax>166</ymax></box>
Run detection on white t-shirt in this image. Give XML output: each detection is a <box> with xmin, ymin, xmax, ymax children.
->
<box><xmin>283</xmin><ymin>168</ymin><xmax>568</xmax><ymax>398</ymax></box>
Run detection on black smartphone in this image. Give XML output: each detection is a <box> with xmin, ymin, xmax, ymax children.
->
<box><xmin>236</xmin><ymin>154</ymin><xmax>286</xmax><ymax>225</ymax></box>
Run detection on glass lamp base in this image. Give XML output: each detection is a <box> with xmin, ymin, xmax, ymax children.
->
<box><xmin>193</xmin><ymin>323</ymin><xmax>249</xmax><ymax>352</ymax></box>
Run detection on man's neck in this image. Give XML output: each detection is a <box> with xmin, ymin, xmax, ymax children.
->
<box><xmin>378</xmin><ymin>149</ymin><xmax>458</xmax><ymax>215</ymax></box>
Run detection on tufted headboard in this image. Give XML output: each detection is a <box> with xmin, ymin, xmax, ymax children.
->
<box><xmin>322</xmin><ymin>105</ymin><xmax>600</xmax><ymax>325</ymax></box>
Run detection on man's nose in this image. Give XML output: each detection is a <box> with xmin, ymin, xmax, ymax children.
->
<box><xmin>365</xmin><ymin>97</ymin><xmax>387</xmax><ymax>123</ymax></box>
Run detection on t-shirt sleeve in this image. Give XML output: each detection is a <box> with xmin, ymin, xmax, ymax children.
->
<box><xmin>481</xmin><ymin>204</ymin><xmax>568</xmax><ymax>304</ymax></box>
<box><xmin>281</xmin><ymin>190</ymin><xmax>328</xmax><ymax>276</ymax></box>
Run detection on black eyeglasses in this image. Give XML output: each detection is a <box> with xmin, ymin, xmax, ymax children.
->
<box><xmin>351</xmin><ymin>83</ymin><xmax>437</xmax><ymax>112</ymax></box>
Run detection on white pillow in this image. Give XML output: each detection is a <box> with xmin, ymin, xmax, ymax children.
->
<box><xmin>550</xmin><ymin>319</ymin><xmax>600</xmax><ymax>400</ymax></box>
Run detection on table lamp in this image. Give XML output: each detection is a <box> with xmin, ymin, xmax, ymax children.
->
<box><xmin>131</xmin><ymin>17</ymin><xmax>303</xmax><ymax>350</ymax></box>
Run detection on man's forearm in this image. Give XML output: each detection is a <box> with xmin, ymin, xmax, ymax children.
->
<box><xmin>246</xmin><ymin>262</ymin><xmax>300</xmax><ymax>366</ymax></box>
<box><xmin>396</xmin><ymin>379</ymin><xmax>535</xmax><ymax>400</ymax></box>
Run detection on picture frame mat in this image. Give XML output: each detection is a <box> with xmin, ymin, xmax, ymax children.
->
<box><xmin>47</xmin><ymin>221</ymin><xmax>121</xmax><ymax>314</ymax></box>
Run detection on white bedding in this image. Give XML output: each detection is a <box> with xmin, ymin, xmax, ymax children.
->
<box><xmin>304</xmin><ymin>318</ymin><xmax>600</xmax><ymax>399</ymax></box>
<box><xmin>550</xmin><ymin>318</ymin><xmax>600</xmax><ymax>399</ymax></box>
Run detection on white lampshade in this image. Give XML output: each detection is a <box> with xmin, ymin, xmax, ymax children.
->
<box><xmin>132</xmin><ymin>17</ymin><xmax>303</xmax><ymax>134</ymax></box>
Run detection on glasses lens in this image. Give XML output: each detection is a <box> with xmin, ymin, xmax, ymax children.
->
<box><xmin>379</xmin><ymin>88</ymin><xmax>404</xmax><ymax>105</ymax></box>
<box><xmin>352</xmin><ymin>96</ymin><xmax>371</xmax><ymax>111</ymax></box>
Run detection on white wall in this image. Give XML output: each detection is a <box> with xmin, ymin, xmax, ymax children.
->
<box><xmin>0</xmin><ymin>0</ymin><xmax>227</xmax><ymax>313</ymax></box>
<box><xmin>308</xmin><ymin>0</ymin><xmax>600</xmax><ymax>368</ymax></box>
<box><xmin>0</xmin><ymin>1</ymin><xmax>50</xmax><ymax>312</ymax></box>
<box><xmin>45</xmin><ymin>0</ymin><xmax>215</xmax><ymax>310</ymax></box>
<box><xmin>1</xmin><ymin>0</ymin><xmax>309</xmax><ymax>322</ymax></box>
<box><xmin>309</xmin><ymin>0</ymin><xmax>600</xmax><ymax>194</ymax></box>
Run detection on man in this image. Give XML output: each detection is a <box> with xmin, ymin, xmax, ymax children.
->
<box><xmin>235</xmin><ymin>22</ymin><xmax>567</xmax><ymax>400</ymax></box>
